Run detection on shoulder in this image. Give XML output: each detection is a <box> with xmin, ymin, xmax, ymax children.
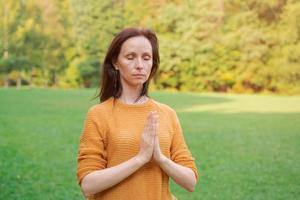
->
<box><xmin>86</xmin><ymin>97</ymin><xmax>114</xmax><ymax>118</ymax></box>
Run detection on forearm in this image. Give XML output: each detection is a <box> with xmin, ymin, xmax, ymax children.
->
<box><xmin>158</xmin><ymin>156</ymin><xmax>197</xmax><ymax>192</ymax></box>
<box><xmin>81</xmin><ymin>155</ymin><xmax>145</xmax><ymax>197</ymax></box>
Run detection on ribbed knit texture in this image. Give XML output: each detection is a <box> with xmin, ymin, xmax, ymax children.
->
<box><xmin>77</xmin><ymin>97</ymin><xmax>198</xmax><ymax>200</ymax></box>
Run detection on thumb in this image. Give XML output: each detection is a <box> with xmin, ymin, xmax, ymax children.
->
<box><xmin>155</xmin><ymin>134</ymin><xmax>160</xmax><ymax>148</ymax></box>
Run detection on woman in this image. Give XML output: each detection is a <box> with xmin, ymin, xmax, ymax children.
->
<box><xmin>77</xmin><ymin>27</ymin><xmax>198</xmax><ymax>200</ymax></box>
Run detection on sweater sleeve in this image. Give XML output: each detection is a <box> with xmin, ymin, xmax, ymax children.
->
<box><xmin>77</xmin><ymin>107</ymin><xmax>108</xmax><ymax>185</ymax></box>
<box><xmin>170</xmin><ymin>111</ymin><xmax>199</xmax><ymax>181</ymax></box>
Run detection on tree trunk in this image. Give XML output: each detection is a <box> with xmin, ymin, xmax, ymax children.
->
<box><xmin>4</xmin><ymin>76</ymin><xmax>9</xmax><ymax>88</ymax></box>
<box><xmin>17</xmin><ymin>73</ymin><xmax>22</xmax><ymax>89</ymax></box>
<box><xmin>29</xmin><ymin>72</ymin><xmax>32</xmax><ymax>89</ymax></box>
<box><xmin>54</xmin><ymin>72</ymin><xmax>59</xmax><ymax>88</ymax></box>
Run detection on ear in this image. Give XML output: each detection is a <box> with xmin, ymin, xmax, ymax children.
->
<box><xmin>112</xmin><ymin>60</ymin><xmax>119</xmax><ymax>70</ymax></box>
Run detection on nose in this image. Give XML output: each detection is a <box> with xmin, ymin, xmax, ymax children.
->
<box><xmin>135</xmin><ymin>57</ymin><xmax>144</xmax><ymax>70</ymax></box>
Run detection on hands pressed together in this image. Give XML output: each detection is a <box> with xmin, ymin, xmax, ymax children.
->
<box><xmin>137</xmin><ymin>111</ymin><xmax>166</xmax><ymax>165</ymax></box>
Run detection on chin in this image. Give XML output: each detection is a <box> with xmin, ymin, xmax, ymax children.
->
<box><xmin>130</xmin><ymin>80</ymin><xmax>147</xmax><ymax>87</ymax></box>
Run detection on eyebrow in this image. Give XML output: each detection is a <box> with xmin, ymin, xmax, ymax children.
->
<box><xmin>124</xmin><ymin>52</ymin><xmax>152</xmax><ymax>55</ymax></box>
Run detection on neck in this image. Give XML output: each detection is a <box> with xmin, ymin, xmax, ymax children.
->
<box><xmin>119</xmin><ymin>85</ymin><xmax>145</xmax><ymax>104</ymax></box>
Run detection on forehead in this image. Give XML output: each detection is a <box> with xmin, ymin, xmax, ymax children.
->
<box><xmin>120</xmin><ymin>36</ymin><xmax>152</xmax><ymax>54</ymax></box>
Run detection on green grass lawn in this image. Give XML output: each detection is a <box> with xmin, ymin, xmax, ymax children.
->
<box><xmin>0</xmin><ymin>88</ymin><xmax>300</xmax><ymax>200</ymax></box>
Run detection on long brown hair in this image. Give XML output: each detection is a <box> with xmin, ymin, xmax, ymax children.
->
<box><xmin>98</xmin><ymin>27</ymin><xmax>160</xmax><ymax>102</ymax></box>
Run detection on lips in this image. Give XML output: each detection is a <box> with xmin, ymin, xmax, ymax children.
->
<box><xmin>133</xmin><ymin>74</ymin><xmax>146</xmax><ymax>77</ymax></box>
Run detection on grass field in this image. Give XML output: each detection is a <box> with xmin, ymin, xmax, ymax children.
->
<box><xmin>0</xmin><ymin>88</ymin><xmax>300</xmax><ymax>200</ymax></box>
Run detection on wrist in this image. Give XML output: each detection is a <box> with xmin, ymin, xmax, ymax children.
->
<box><xmin>156</xmin><ymin>154</ymin><xmax>168</xmax><ymax>166</ymax></box>
<box><xmin>134</xmin><ymin>154</ymin><xmax>148</xmax><ymax>166</ymax></box>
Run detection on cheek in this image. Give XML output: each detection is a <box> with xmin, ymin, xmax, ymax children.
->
<box><xmin>148</xmin><ymin>66</ymin><xmax>153</xmax><ymax>75</ymax></box>
<box><xmin>119</xmin><ymin>58</ymin><xmax>131</xmax><ymax>66</ymax></box>
<box><xmin>146</xmin><ymin>61</ymin><xmax>153</xmax><ymax>71</ymax></box>
<box><xmin>118</xmin><ymin>60</ymin><xmax>133</xmax><ymax>72</ymax></box>
<box><xmin>145</xmin><ymin>62</ymin><xmax>153</xmax><ymax>79</ymax></box>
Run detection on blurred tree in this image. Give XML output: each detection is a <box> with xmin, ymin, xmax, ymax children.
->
<box><xmin>0</xmin><ymin>0</ymin><xmax>299</xmax><ymax>93</ymax></box>
<box><xmin>70</xmin><ymin>0</ymin><xmax>123</xmax><ymax>87</ymax></box>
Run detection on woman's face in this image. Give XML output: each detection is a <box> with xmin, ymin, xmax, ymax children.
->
<box><xmin>114</xmin><ymin>36</ymin><xmax>153</xmax><ymax>90</ymax></box>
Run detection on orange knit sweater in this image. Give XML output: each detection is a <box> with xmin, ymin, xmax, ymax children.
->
<box><xmin>77</xmin><ymin>97</ymin><xmax>198</xmax><ymax>200</ymax></box>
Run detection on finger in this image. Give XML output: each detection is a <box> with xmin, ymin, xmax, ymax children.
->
<box><xmin>150</xmin><ymin>112</ymin><xmax>158</xmax><ymax>133</ymax></box>
<box><xmin>155</xmin><ymin>134</ymin><xmax>161</xmax><ymax>154</ymax></box>
<box><xmin>145</xmin><ymin>112</ymin><xmax>154</xmax><ymax>132</ymax></box>
<box><xmin>145</xmin><ymin>111</ymin><xmax>157</xmax><ymax>138</ymax></box>
<box><xmin>153</xmin><ymin>113</ymin><xmax>159</xmax><ymax>134</ymax></box>
<box><xmin>149</xmin><ymin>113</ymin><xmax>155</xmax><ymax>134</ymax></box>
<box><xmin>146</xmin><ymin>111</ymin><xmax>154</xmax><ymax>123</ymax></box>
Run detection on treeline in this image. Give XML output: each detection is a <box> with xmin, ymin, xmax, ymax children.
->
<box><xmin>0</xmin><ymin>0</ymin><xmax>299</xmax><ymax>94</ymax></box>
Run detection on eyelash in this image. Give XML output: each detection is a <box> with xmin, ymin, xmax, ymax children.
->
<box><xmin>126</xmin><ymin>56</ymin><xmax>151</xmax><ymax>60</ymax></box>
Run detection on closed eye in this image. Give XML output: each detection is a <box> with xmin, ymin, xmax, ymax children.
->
<box><xmin>126</xmin><ymin>54</ymin><xmax>134</xmax><ymax>60</ymax></box>
<box><xmin>143</xmin><ymin>55</ymin><xmax>151</xmax><ymax>60</ymax></box>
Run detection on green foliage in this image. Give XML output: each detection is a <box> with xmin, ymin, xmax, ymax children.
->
<box><xmin>0</xmin><ymin>0</ymin><xmax>299</xmax><ymax>93</ymax></box>
<box><xmin>60</xmin><ymin>64</ymin><xmax>81</xmax><ymax>88</ymax></box>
